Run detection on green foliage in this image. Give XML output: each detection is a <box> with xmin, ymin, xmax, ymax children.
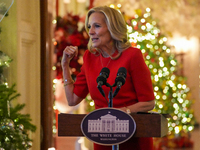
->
<box><xmin>0</xmin><ymin>84</ymin><xmax>36</xmax><ymax>150</ymax></box>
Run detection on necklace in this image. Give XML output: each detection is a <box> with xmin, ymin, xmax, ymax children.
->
<box><xmin>100</xmin><ymin>54</ymin><xmax>112</xmax><ymax>68</ymax></box>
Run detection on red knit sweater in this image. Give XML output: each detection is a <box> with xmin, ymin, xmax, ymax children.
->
<box><xmin>73</xmin><ymin>47</ymin><xmax>155</xmax><ymax>150</ymax></box>
<box><xmin>74</xmin><ymin>47</ymin><xmax>154</xmax><ymax>107</ymax></box>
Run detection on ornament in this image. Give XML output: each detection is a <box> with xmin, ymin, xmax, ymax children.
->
<box><xmin>25</xmin><ymin>141</ymin><xmax>33</xmax><ymax>148</ymax></box>
<box><xmin>22</xmin><ymin>141</ymin><xmax>26</xmax><ymax>146</ymax></box>
<box><xmin>0</xmin><ymin>118</ymin><xmax>14</xmax><ymax>131</ymax></box>
<box><xmin>5</xmin><ymin>137</ymin><xmax>10</xmax><ymax>142</ymax></box>
<box><xmin>17</xmin><ymin>124</ymin><xmax>24</xmax><ymax>131</ymax></box>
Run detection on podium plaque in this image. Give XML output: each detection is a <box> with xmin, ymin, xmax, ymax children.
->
<box><xmin>58</xmin><ymin>112</ymin><xmax>169</xmax><ymax>138</ymax></box>
<box><xmin>81</xmin><ymin>108</ymin><xmax>136</xmax><ymax>145</ymax></box>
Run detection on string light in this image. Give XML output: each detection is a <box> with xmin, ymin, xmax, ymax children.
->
<box><xmin>143</xmin><ymin>13</ymin><xmax>148</xmax><ymax>18</ymax></box>
<box><xmin>141</xmin><ymin>18</ymin><xmax>145</xmax><ymax>23</ymax></box>
<box><xmin>166</xmin><ymin>48</ymin><xmax>171</xmax><ymax>53</ymax></box>
<box><xmin>154</xmin><ymin>86</ymin><xmax>159</xmax><ymax>91</ymax></box>
<box><xmin>52</xmin><ymin>19</ymin><xmax>57</xmax><ymax>24</ymax></box>
<box><xmin>89</xmin><ymin>101</ymin><xmax>94</xmax><ymax>106</ymax></box>
<box><xmin>159</xmin><ymin>104</ymin><xmax>163</xmax><ymax>108</ymax></box>
<box><xmin>52</xmin><ymin>66</ymin><xmax>56</xmax><ymax>71</ymax></box>
<box><xmin>117</xmin><ymin>3</ymin><xmax>121</xmax><ymax>8</ymax></box>
<box><xmin>146</xmin><ymin>8</ymin><xmax>151</xmax><ymax>12</ymax></box>
<box><xmin>109</xmin><ymin>4</ymin><xmax>115</xmax><ymax>8</ymax></box>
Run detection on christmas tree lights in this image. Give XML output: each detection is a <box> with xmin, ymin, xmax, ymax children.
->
<box><xmin>126</xmin><ymin>7</ymin><xmax>195</xmax><ymax>135</ymax></box>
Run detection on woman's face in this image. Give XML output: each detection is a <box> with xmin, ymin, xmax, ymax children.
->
<box><xmin>88</xmin><ymin>12</ymin><xmax>113</xmax><ymax>50</ymax></box>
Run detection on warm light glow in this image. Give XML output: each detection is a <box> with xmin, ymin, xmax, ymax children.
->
<box><xmin>134</xmin><ymin>14</ymin><xmax>138</xmax><ymax>18</ymax></box>
<box><xmin>52</xmin><ymin>66</ymin><xmax>56</xmax><ymax>71</ymax></box>
<box><xmin>154</xmin><ymin>75</ymin><xmax>159</xmax><ymax>82</ymax></box>
<box><xmin>177</xmin><ymin>84</ymin><xmax>182</xmax><ymax>89</ymax></box>
<box><xmin>141</xmin><ymin>25</ymin><xmax>146</xmax><ymax>30</ymax></box>
<box><xmin>141</xmin><ymin>18</ymin><xmax>145</xmax><ymax>23</ymax></box>
<box><xmin>90</xmin><ymin>101</ymin><xmax>94</xmax><ymax>106</ymax></box>
<box><xmin>172</xmin><ymin>123</ymin><xmax>176</xmax><ymax>127</ymax></box>
<box><xmin>162</xmin><ymin>95</ymin><xmax>167</xmax><ymax>100</ymax></box>
<box><xmin>144</xmin><ymin>13</ymin><xmax>148</xmax><ymax>18</ymax></box>
<box><xmin>63</xmin><ymin>0</ymin><xmax>70</xmax><ymax>3</ymax></box>
<box><xmin>109</xmin><ymin>4</ymin><xmax>115</xmax><ymax>8</ymax></box>
<box><xmin>182</xmin><ymin>117</ymin><xmax>187</xmax><ymax>123</ymax></box>
<box><xmin>183</xmin><ymin>125</ymin><xmax>187</xmax><ymax>130</ymax></box>
<box><xmin>169</xmin><ymin>127</ymin><xmax>173</xmax><ymax>131</ymax></box>
<box><xmin>117</xmin><ymin>4</ymin><xmax>121</xmax><ymax>8</ymax></box>
<box><xmin>154</xmin><ymin>86</ymin><xmax>159</xmax><ymax>91</ymax></box>
<box><xmin>87</xmin><ymin>95</ymin><xmax>92</xmax><ymax>100</ymax></box>
<box><xmin>166</xmin><ymin>48</ymin><xmax>171</xmax><ymax>53</ymax></box>
<box><xmin>188</xmin><ymin>126</ymin><xmax>193</xmax><ymax>131</ymax></box>
<box><xmin>169</xmin><ymin>33</ymin><xmax>197</xmax><ymax>53</ymax></box>
<box><xmin>173</xmin><ymin>116</ymin><xmax>178</xmax><ymax>120</ymax></box>
<box><xmin>178</xmin><ymin>98</ymin><xmax>183</xmax><ymax>103</ymax></box>
<box><xmin>189</xmin><ymin>114</ymin><xmax>193</xmax><ymax>118</ymax></box>
<box><xmin>170</xmin><ymin>60</ymin><xmax>176</xmax><ymax>66</ymax></box>
<box><xmin>163</xmin><ymin>37</ymin><xmax>167</xmax><ymax>42</ymax></box>
<box><xmin>175</xmin><ymin>126</ymin><xmax>180</xmax><ymax>134</ymax></box>
<box><xmin>146</xmin><ymin>55</ymin><xmax>150</xmax><ymax>59</ymax></box>
<box><xmin>52</xmin><ymin>19</ymin><xmax>57</xmax><ymax>24</ymax></box>
<box><xmin>149</xmin><ymin>64</ymin><xmax>153</xmax><ymax>69</ymax></box>
<box><xmin>127</xmin><ymin>25</ymin><xmax>133</xmax><ymax>33</ymax></box>
<box><xmin>132</xmin><ymin>21</ymin><xmax>137</xmax><ymax>26</ymax></box>
<box><xmin>53</xmin><ymin>105</ymin><xmax>57</xmax><ymax>110</ymax></box>
<box><xmin>152</xmin><ymin>21</ymin><xmax>156</xmax><ymax>25</ymax></box>
<box><xmin>77</xmin><ymin>0</ymin><xmax>86</xmax><ymax>3</ymax></box>
<box><xmin>146</xmin><ymin>8</ymin><xmax>151</xmax><ymax>12</ymax></box>
<box><xmin>53</xmin><ymin>79</ymin><xmax>57</xmax><ymax>84</ymax></box>
<box><xmin>141</xmin><ymin>49</ymin><xmax>146</xmax><ymax>53</ymax></box>
<box><xmin>168</xmin><ymin>80</ymin><xmax>175</xmax><ymax>87</ymax></box>
<box><xmin>182</xmin><ymin>84</ymin><xmax>186</xmax><ymax>89</ymax></box>
<box><xmin>156</xmin><ymin>95</ymin><xmax>160</xmax><ymax>99</ymax></box>
<box><xmin>173</xmin><ymin>103</ymin><xmax>178</xmax><ymax>109</ymax></box>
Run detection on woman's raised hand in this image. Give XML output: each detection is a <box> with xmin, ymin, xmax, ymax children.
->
<box><xmin>62</xmin><ymin>46</ymin><xmax>78</xmax><ymax>67</ymax></box>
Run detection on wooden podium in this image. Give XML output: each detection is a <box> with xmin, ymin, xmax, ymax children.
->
<box><xmin>58</xmin><ymin>112</ymin><xmax>169</xmax><ymax>137</ymax></box>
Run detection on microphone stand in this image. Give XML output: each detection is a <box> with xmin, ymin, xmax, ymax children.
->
<box><xmin>108</xmin><ymin>87</ymin><xmax>113</xmax><ymax>107</ymax></box>
<box><xmin>106</xmin><ymin>83</ymin><xmax>119</xmax><ymax>150</ymax></box>
<box><xmin>97</xmin><ymin>67</ymin><xmax>127</xmax><ymax>150</ymax></box>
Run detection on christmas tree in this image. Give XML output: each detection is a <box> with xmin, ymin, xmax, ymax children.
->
<box><xmin>125</xmin><ymin>7</ymin><xmax>195</xmax><ymax>148</ymax></box>
<box><xmin>126</xmin><ymin>7</ymin><xmax>195</xmax><ymax>134</ymax></box>
<box><xmin>0</xmin><ymin>13</ymin><xmax>36</xmax><ymax>150</ymax></box>
<box><xmin>0</xmin><ymin>83</ymin><xmax>36</xmax><ymax>150</ymax></box>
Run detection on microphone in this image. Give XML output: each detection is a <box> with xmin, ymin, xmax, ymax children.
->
<box><xmin>113</xmin><ymin>67</ymin><xmax>127</xmax><ymax>97</ymax></box>
<box><xmin>96</xmin><ymin>67</ymin><xmax>110</xmax><ymax>97</ymax></box>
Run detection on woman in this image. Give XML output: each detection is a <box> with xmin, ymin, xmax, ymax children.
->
<box><xmin>62</xmin><ymin>6</ymin><xmax>155</xmax><ymax>150</ymax></box>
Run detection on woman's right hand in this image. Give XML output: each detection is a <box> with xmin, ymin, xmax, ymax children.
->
<box><xmin>61</xmin><ymin>46</ymin><xmax>78</xmax><ymax>67</ymax></box>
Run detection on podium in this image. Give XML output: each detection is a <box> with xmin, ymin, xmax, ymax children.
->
<box><xmin>58</xmin><ymin>112</ymin><xmax>169</xmax><ymax>138</ymax></box>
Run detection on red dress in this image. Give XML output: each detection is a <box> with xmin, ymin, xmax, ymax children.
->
<box><xmin>73</xmin><ymin>47</ymin><xmax>155</xmax><ymax>150</ymax></box>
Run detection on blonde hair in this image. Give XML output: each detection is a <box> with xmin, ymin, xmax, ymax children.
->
<box><xmin>85</xmin><ymin>6</ymin><xmax>131</xmax><ymax>54</ymax></box>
